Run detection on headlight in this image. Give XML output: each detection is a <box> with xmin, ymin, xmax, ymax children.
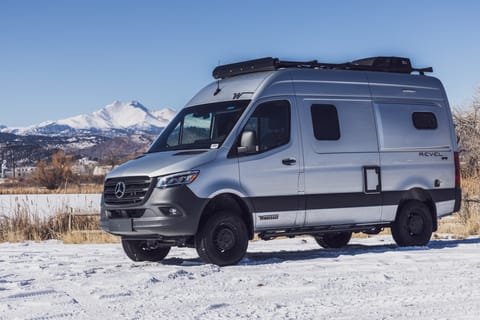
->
<box><xmin>156</xmin><ymin>171</ymin><xmax>199</xmax><ymax>189</ymax></box>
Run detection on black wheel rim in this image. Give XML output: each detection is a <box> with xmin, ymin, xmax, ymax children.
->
<box><xmin>140</xmin><ymin>241</ymin><xmax>153</xmax><ymax>252</ymax></box>
<box><xmin>140</xmin><ymin>240</ymin><xmax>160</xmax><ymax>252</ymax></box>
<box><xmin>213</xmin><ymin>223</ymin><xmax>236</xmax><ymax>252</ymax></box>
<box><xmin>407</xmin><ymin>212</ymin><xmax>424</xmax><ymax>236</ymax></box>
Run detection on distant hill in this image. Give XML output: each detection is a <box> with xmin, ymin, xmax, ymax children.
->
<box><xmin>1</xmin><ymin>100</ymin><xmax>176</xmax><ymax>136</ymax></box>
<box><xmin>0</xmin><ymin>101</ymin><xmax>177</xmax><ymax>166</ymax></box>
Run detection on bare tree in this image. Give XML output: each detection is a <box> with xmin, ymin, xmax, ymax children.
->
<box><xmin>33</xmin><ymin>150</ymin><xmax>73</xmax><ymax>190</ymax></box>
<box><xmin>453</xmin><ymin>87</ymin><xmax>480</xmax><ymax>177</ymax></box>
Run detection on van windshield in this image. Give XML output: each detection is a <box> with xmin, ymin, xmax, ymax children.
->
<box><xmin>148</xmin><ymin>100</ymin><xmax>250</xmax><ymax>153</ymax></box>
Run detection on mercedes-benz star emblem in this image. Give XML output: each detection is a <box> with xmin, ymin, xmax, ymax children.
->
<box><xmin>114</xmin><ymin>181</ymin><xmax>126</xmax><ymax>199</ymax></box>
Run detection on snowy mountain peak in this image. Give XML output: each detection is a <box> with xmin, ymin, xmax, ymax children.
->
<box><xmin>152</xmin><ymin>107</ymin><xmax>177</xmax><ymax>122</ymax></box>
<box><xmin>111</xmin><ymin>100</ymin><xmax>122</xmax><ymax>107</ymax></box>
<box><xmin>0</xmin><ymin>100</ymin><xmax>177</xmax><ymax>136</ymax></box>
<box><xmin>105</xmin><ymin>100</ymin><xmax>148</xmax><ymax>112</ymax></box>
<box><xmin>129</xmin><ymin>100</ymin><xmax>148</xmax><ymax>111</ymax></box>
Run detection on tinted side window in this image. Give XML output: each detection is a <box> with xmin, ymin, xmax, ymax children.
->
<box><xmin>242</xmin><ymin>100</ymin><xmax>290</xmax><ymax>153</ymax></box>
<box><xmin>412</xmin><ymin>112</ymin><xmax>437</xmax><ymax>129</ymax></box>
<box><xmin>311</xmin><ymin>104</ymin><xmax>340</xmax><ymax>140</ymax></box>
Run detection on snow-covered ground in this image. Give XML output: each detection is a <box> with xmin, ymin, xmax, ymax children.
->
<box><xmin>1</xmin><ymin>235</ymin><xmax>479</xmax><ymax>320</ymax></box>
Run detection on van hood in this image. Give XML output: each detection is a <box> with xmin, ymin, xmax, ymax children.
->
<box><xmin>106</xmin><ymin>149</ymin><xmax>218</xmax><ymax>179</ymax></box>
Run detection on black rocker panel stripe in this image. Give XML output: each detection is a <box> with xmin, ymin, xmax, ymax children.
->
<box><xmin>249</xmin><ymin>188</ymin><xmax>456</xmax><ymax>213</ymax></box>
<box><xmin>251</xmin><ymin>195</ymin><xmax>299</xmax><ymax>212</ymax></box>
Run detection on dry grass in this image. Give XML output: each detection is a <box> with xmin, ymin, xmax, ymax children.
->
<box><xmin>0</xmin><ymin>204</ymin><xmax>118</xmax><ymax>244</ymax></box>
<box><xmin>0</xmin><ymin>183</ymin><xmax>103</xmax><ymax>195</ymax></box>
<box><xmin>61</xmin><ymin>231</ymin><xmax>119</xmax><ymax>244</ymax></box>
<box><xmin>436</xmin><ymin>176</ymin><xmax>480</xmax><ymax>238</ymax></box>
<box><xmin>459</xmin><ymin>176</ymin><xmax>480</xmax><ymax>197</ymax></box>
<box><xmin>352</xmin><ymin>229</ymin><xmax>391</xmax><ymax>238</ymax></box>
<box><xmin>437</xmin><ymin>200</ymin><xmax>480</xmax><ymax>237</ymax></box>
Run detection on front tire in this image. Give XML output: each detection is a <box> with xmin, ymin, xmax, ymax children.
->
<box><xmin>121</xmin><ymin>239</ymin><xmax>171</xmax><ymax>262</ymax></box>
<box><xmin>391</xmin><ymin>201</ymin><xmax>433</xmax><ymax>247</ymax></box>
<box><xmin>314</xmin><ymin>232</ymin><xmax>352</xmax><ymax>248</ymax></box>
<box><xmin>195</xmin><ymin>211</ymin><xmax>248</xmax><ymax>266</ymax></box>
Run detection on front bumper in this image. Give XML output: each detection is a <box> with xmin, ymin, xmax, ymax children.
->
<box><xmin>101</xmin><ymin>185</ymin><xmax>208</xmax><ymax>237</ymax></box>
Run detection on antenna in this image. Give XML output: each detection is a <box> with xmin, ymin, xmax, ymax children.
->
<box><xmin>213</xmin><ymin>59</ymin><xmax>222</xmax><ymax>96</ymax></box>
<box><xmin>214</xmin><ymin>79</ymin><xmax>221</xmax><ymax>96</ymax></box>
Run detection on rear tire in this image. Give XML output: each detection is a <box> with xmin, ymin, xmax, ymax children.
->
<box><xmin>195</xmin><ymin>211</ymin><xmax>248</xmax><ymax>266</ymax></box>
<box><xmin>121</xmin><ymin>239</ymin><xmax>171</xmax><ymax>262</ymax></box>
<box><xmin>314</xmin><ymin>232</ymin><xmax>352</xmax><ymax>248</ymax></box>
<box><xmin>391</xmin><ymin>200</ymin><xmax>433</xmax><ymax>247</ymax></box>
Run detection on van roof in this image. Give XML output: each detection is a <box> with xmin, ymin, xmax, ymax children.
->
<box><xmin>186</xmin><ymin>59</ymin><xmax>444</xmax><ymax>107</ymax></box>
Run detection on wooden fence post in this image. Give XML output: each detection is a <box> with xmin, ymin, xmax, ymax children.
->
<box><xmin>68</xmin><ymin>207</ymin><xmax>73</xmax><ymax>232</ymax></box>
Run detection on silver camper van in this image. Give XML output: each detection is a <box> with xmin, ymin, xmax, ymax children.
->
<box><xmin>101</xmin><ymin>57</ymin><xmax>461</xmax><ymax>266</ymax></box>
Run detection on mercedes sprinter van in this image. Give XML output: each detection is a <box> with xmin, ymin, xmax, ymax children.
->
<box><xmin>101</xmin><ymin>56</ymin><xmax>461</xmax><ymax>266</ymax></box>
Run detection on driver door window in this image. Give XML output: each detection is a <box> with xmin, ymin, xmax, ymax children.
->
<box><xmin>242</xmin><ymin>100</ymin><xmax>290</xmax><ymax>154</ymax></box>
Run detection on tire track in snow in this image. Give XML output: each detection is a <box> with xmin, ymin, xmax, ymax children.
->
<box><xmin>0</xmin><ymin>288</ymin><xmax>81</xmax><ymax>320</ymax></box>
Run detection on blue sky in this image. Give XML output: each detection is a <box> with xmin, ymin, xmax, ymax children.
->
<box><xmin>1</xmin><ymin>0</ymin><xmax>479</xmax><ymax>126</ymax></box>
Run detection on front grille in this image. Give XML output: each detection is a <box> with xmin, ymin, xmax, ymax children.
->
<box><xmin>104</xmin><ymin>176</ymin><xmax>155</xmax><ymax>206</ymax></box>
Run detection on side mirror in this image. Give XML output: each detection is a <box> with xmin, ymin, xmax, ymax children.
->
<box><xmin>237</xmin><ymin>130</ymin><xmax>257</xmax><ymax>154</ymax></box>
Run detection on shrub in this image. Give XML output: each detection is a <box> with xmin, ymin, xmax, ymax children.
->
<box><xmin>33</xmin><ymin>150</ymin><xmax>73</xmax><ymax>190</ymax></box>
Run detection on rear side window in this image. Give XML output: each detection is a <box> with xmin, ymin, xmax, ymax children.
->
<box><xmin>311</xmin><ymin>104</ymin><xmax>340</xmax><ymax>140</ymax></box>
<box><xmin>412</xmin><ymin>112</ymin><xmax>437</xmax><ymax>130</ymax></box>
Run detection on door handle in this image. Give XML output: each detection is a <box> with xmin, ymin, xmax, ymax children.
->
<box><xmin>282</xmin><ymin>158</ymin><xmax>297</xmax><ymax>165</ymax></box>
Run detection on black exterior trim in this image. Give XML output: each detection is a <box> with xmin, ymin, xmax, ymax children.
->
<box><xmin>213</xmin><ymin>56</ymin><xmax>432</xmax><ymax>79</ymax></box>
<box><xmin>251</xmin><ymin>195</ymin><xmax>299</xmax><ymax>212</ymax></box>
<box><xmin>249</xmin><ymin>188</ymin><xmax>457</xmax><ymax>213</ymax></box>
<box><xmin>363</xmin><ymin>166</ymin><xmax>382</xmax><ymax>194</ymax></box>
<box><xmin>305</xmin><ymin>192</ymin><xmax>382</xmax><ymax>210</ymax></box>
<box><xmin>454</xmin><ymin>187</ymin><xmax>462</xmax><ymax>212</ymax></box>
<box><xmin>104</xmin><ymin>176</ymin><xmax>156</xmax><ymax>207</ymax></box>
<box><xmin>173</xmin><ymin>150</ymin><xmax>208</xmax><ymax>156</ymax></box>
<box><xmin>258</xmin><ymin>223</ymin><xmax>390</xmax><ymax>240</ymax></box>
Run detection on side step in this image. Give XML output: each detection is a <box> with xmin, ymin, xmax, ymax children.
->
<box><xmin>258</xmin><ymin>223</ymin><xmax>390</xmax><ymax>241</ymax></box>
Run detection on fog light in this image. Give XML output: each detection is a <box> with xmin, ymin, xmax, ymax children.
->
<box><xmin>160</xmin><ymin>207</ymin><xmax>182</xmax><ymax>217</ymax></box>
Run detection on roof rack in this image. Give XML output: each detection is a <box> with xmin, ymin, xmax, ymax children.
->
<box><xmin>212</xmin><ymin>56</ymin><xmax>433</xmax><ymax>79</ymax></box>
